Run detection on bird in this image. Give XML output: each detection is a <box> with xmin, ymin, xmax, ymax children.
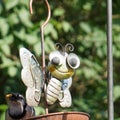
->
<box><xmin>5</xmin><ymin>93</ymin><xmax>35</xmax><ymax>120</ymax></box>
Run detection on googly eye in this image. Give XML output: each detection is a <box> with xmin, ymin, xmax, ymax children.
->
<box><xmin>49</xmin><ymin>51</ymin><xmax>63</xmax><ymax>65</ymax></box>
<box><xmin>67</xmin><ymin>53</ymin><xmax>80</xmax><ymax>69</ymax></box>
<box><xmin>51</xmin><ymin>57</ymin><xmax>60</xmax><ymax>65</ymax></box>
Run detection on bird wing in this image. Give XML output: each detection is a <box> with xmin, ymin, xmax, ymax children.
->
<box><xmin>19</xmin><ymin>48</ymin><xmax>44</xmax><ymax>105</ymax></box>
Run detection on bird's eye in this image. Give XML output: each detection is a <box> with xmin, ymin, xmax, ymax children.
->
<box><xmin>67</xmin><ymin>53</ymin><xmax>80</xmax><ymax>69</ymax></box>
<box><xmin>49</xmin><ymin>51</ymin><xmax>63</xmax><ymax>66</ymax></box>
<box><xmin>18</xmin><ymin>94</ymin><xmax>24</xmax><ymax>99</ymax></box>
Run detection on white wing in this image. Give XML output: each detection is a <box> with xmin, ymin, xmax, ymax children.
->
<box><xmin>59</xmin><ymin>89</ymin><xmax>72</xmax><ymax>107</ymax></box>
<box><xmin>20</xmin><ymin>48</ymin><xmax>34</xmax><ymax>87</ymax></box>
<box><xmin>26</xmin><ymin>87</ymin><xmax>41</xmax><ymax>106</ymax></box>
<box><xmin>58</xmin><ymin>77</ymin><xmax>72</xmax><ymax>107</ymax></box>
<box><xmin>19</xmin><ymin>48</ymin><xmax>43</xmax><ymax>106</ymax></box>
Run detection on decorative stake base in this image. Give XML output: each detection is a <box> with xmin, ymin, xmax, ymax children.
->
<box><xmin>26</xmin><ymin>112</ymin><xmax>90</xmax><ymax>120</ymax></box>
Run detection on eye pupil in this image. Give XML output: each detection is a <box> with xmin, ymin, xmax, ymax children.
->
<box><xmin>69</xmin><ymin>58</ymin><xmax>77</xmax><ymax>67</ymax></box>
<box><xmin>52</xmin><ymin>57</ymin><xmax>60</xmax><ymax>65</ymax></box>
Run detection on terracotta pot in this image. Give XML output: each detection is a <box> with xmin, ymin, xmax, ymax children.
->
<box><xmin>26</xmin><ymin>112</ymin><xmax>90</xmax><ymax>120</ymax></box>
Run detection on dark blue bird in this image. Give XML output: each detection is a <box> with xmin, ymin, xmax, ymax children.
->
<box><xmin>5</xmin><ymin>93</ymin><xmax>35</xmax><ymax>120</ymax></box>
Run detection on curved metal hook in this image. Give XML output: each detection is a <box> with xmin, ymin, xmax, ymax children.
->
<box><xmin>29</xmin><ymin>0</ymin><xmax>51</xmax><ymax>70</ymax></box>
<box><xmin>29</xmin><ymin>0</ymin><xmax>33</xmax><ymax>14</ymax></box>
<box><xmin>41</xmin><ymin>0</ymin><xmax>51</xmax><ymax>29</ymax></box>
<box><xmin>29</xmin><ymin>0</ymin><xmax>51</xmax><ymax>114</ymax></box>
<box><xmin>40</xmin><ymin>0</ymin><xmax>51</xmax><ymax>68</ymax></box>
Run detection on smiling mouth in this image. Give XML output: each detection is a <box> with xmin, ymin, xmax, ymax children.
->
<box><xmin>49</xmin><ymin>65</ymin><xmax>73</xmax><ymax>74</ymax></box>
<box><xmin>48</xmin><ymin>65</ymin><xmax>74</xmax><ymax>79</ymax></box>
<box><xmin>55</xmin><ymin>67</ymin><xmax>69</xmax><ymax>73</ymax></box>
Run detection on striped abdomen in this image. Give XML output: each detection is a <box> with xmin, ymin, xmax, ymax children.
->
<box><xmin>46</xmin><ymin>78</ymin><xmax>62</xmax><ymax>105</ymax></box>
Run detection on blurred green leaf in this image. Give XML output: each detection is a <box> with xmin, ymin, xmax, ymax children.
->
<box><xmin>34</xmin><ymin>107</ymin><xmax>45</xmax><ymax>115</ymax></box>
<box><xmin>0</xmin><ymin>4</ymin><xmax>3</xmax><ymax>14</ymax></box>
<box><xmin>62</xmin><ymin>21</ymin><xmax>73</xmax><ymax>32</ymax></box>
<box><xmin>0</xmin><ymin>55</ymin><xmax>18</xmax><ymax>69</ymax></box>
<box><xmin>45</xmin><ymin>36</ymin><xmax>56</xmax><ymax>53</ymax></box>
<box><xmin>44</xmin><ymin>23</ymin><xmax>58</xmax><ymax>39</ymax></box>
<box><xmin>0</xmin><ymin>112</ymin><xmax>5</xmax><ymax>120</ymax></box>
<box><xmin>33</xmin><ymin>42</ymin><xmax>41</xmax><ymax>56</ymax></box>
<box><xmin>114</xmin><ymin>85</ymin><xmax>120</xmax><ymax>101</ymax></box>
<box><xmin>53</xmin><ymin>7</ymin><xmax>65</xmax><ymax>16</ymax></box>
<box><xmin>8</xmin><ymin>66</ymin><xmax>18</xmax><ymax>77</ymax></box>
<box><xmin>4</xmin><ymin>35</ymin><xmax>14</xmax><ymax>45</ymax></box>
<box><xmin>8</xmin><ymin>13</ymin><xmax>19</xmax><ymax>25</ymax></box>
<box><xmin>13</xmin><ymin>28</ymin><xmax>26</xmax><ymax>40</ymax></box>
<box><xmin>4</xmin><ymin>0</ymin><xmax>19</xmax><ymax>10</ymax></box>
<box><xmin>0</xmin><ymin>105</ymin><xmax>8</xmax><ymax>111</ymax></box>
<box><xmin>25</xmin><ymin>34</ymin><xmax>38</xmax><ymax>45</ymax></box>
<box><xmin>0</xmin><ymin>44</ymin><xmax>11</xmax><ymax>56</ymax></box>
<box><xmin>17</xmin><ymin>7</ymin><xmax>33</xmax><ymax>27</ymax></box>
<box><xmin>83</xmin><ymin>2</ymin><xmax>92</xmax><ymax>11</ymax></box>
<box><xmin>80</xmin><ymin>22</ymin><xmax>91</xmax><ymax>34</ymax></box>
<box><xmin>19</xmin><ymin>0</ymin><xmax>28</xmax><ymax>6</ymax></box>
<box><xmin>0</xmin><ymin>18</ymin><xmax>9</xmax><ymax>37</ymax></box>
<box><xmin>115</xmin><ymin>118</ymin><xmax>120</xmax><ymax>120</ymax></box>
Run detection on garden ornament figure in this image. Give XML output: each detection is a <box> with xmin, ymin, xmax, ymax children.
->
<box><xmin>19</xmin><ymin>0</ymin><xmax>80</xmax><ymax>113</ymax></box>
<box><xmin>20</xmin><ymin>44</ymin><xmax>80</xmax><ymax>108</ymax></box>
<box><xmin>46</xmin><ymin>43</ymin><xmax>80</xmax><ymax>107</ymax></box>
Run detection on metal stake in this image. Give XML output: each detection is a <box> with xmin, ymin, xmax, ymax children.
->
<box><xmin>29</xmin><ymin>0</ymin><xmax>51</xmax><ymax>114</ymax></box>
<box><xmin>107</xmin><ymin>0</ymin><xmax>114</xmax><ymax>120</ymax></box>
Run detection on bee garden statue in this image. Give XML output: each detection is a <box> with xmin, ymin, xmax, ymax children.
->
<box><xmin>19</xmin><ymin>43</ymin><xmax>80</xmax><ymax>108</ymax></box>
<box><xmin>46</xmin><ymin>43</ymin><xmax>80</xmax><ymax>107</ymax></box>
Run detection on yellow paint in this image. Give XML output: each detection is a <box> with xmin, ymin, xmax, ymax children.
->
<box><xmin>48</xmin><ymin>64</ymin><xmax>74</xmax><ymax>80</ymax></box>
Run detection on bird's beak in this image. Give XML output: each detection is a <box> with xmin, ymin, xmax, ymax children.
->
<box><xmin>6</xmin><ymin>94</ymin><xmax>12</xmax><ymax>99</ymax></box>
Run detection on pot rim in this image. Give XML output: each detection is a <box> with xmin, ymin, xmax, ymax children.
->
<box><xmin>26</xmin><ymin>111</ymin><xmax>90</xmax><ymax>120</ymax></box>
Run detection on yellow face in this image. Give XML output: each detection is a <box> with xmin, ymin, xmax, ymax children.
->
<box><xmin>48</xmin><ymin>61</ymin><xmax>74</xmax><ymax>80</ymax></box>
<box><xmin>48</xmin><ymin>51</ymin><xmax>80</xmax><ymax>80</ymax></box>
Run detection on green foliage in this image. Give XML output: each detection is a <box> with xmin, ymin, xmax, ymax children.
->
<box><xmin>0</xmin><ymin>104</ymin><xmax>7</xmax><ymax>120</ymax></box>
<box><xmin>0</xmin><ymin>0</ymin><xmax>119</xmax><ymax>120</ymax></box>
<box><xmin>34</xmin><ymin>106</ymin><xmax>45</xmax><ymax>116</ymax></box>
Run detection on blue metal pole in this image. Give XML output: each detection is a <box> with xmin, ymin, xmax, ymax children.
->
<box><xmin>107</xmin><ymin>0</ymin><xmax>114</xmax><ymax>120</ymax></box>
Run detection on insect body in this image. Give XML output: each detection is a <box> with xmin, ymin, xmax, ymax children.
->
<box><xmin>46</xmin><ymin>45</ymin><xmax>80</xmax><ymax>107</ymax></box>
<box><xmin>19</xmin><ymin>44</ymin><xmax>80</xmax><ymax>108</ymax></box>
<box><xmin>46</xmin><ymin>78</ymin><xmax>62</xmax><ymax>105</ymax></box>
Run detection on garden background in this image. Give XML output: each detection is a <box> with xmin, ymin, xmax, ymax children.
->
<box><xmin>0</xmin><ymin>0</ymin><xmax>120</xmax><ymax>120</ymax></box>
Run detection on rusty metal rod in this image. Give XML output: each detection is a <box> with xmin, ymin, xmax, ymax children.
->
<box><xmin>29</xmin><ymin>0</ymin><xmax>33</xmax><ymax>14</ymax></box>
<box><xmin>107</xmin><ymin>0</ymin><xmax>114</xmax><ymax>120</ymax></box>
<box><xmin>40</xmin><ymin>0</ymin><xmax>51</xmax><ymax>114</ymax></box>
<box><xmin>29</xmin><ymin>0</ymin><xmax>51</xmax><ymax>114</ymax></box>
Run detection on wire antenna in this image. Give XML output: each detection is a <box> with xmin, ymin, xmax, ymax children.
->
<box><xmin>65</xmin><ymin>43</ymin><xmax>74</xmax><ymax>52</ymax></box>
